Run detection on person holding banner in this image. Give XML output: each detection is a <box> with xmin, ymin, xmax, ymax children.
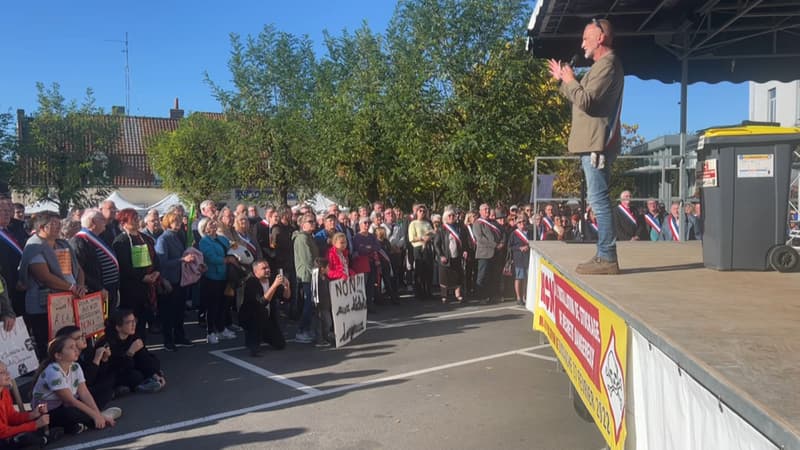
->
<box><xmin>113</xmin><ymin>209</ymin><xmax>161</xmax><ymax>341</ymax></box>
<box><xmin>327</xmin><ymin>233</ymin><xmax>354</xmax><ymax>281</ymax></box>
<box><xmin>433</xmin><ymin>208</ymin><xmax>467</xmax><ymax>304</ymax></box>
<box><xmin>71</xmin><ymin>209</ymin><xmax>120</xmax><ymax>316</ymax></box>
<box><xmin>18</xmin><ymin>212</ymin><xmax>86</xmax><ymax>359</ymax></box>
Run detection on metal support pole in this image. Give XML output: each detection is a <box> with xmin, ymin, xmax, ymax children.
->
<box><xmin>678</xmin><ymin>56</ymin><xmax>689</xmax><ymax>241</ymax></box>
<box><xmin>532</xmin><ymin>159</ymin><xmax>539</xmax><ymax>213</ymax></box>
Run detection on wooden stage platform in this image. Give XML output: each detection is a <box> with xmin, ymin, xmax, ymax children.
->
<box><xmin>531</xmin><ymin>241</ymin><xmax>800</xmax><ymax>448</ymax></box>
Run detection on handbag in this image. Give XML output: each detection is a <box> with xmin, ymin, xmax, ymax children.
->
<box><xmin>503</xmin><ymin>258</ymin><xmax>514</xmax><ymax>277</ymax></box>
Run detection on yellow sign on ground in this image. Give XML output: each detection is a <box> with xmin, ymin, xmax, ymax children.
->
<box><xmin>533</xmin><ymin>258</ymin><xmax>628</xmax><ymax>450</ymax></box>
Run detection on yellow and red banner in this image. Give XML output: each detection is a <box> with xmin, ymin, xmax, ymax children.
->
<box><xmin>533</xmin><ymin>258</ymin><xmax>628</xmax><ymax>450</ymax></box>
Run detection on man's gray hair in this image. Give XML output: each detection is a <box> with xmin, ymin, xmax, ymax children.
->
<box><xmin>80</xmin><ymin>208</ymin><xmax>103</xmax><ymax>228</ymax></box>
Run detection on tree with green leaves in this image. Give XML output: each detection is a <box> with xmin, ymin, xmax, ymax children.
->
<box><xmin>0</xmin><ymin>111</ymin><xmax>16</xmax><ymax>191</ymax></box>
<box><xmin>206</xmin><ymin>25</ymin><xmax>316</xmax><ymax>205</ymax></box>
<box><xmin>12</xmin><ymin>83</ymin><xmax>120</xmax><ymax>216</ymax></box>
<box><xmin>310</xmin><ymin>24</ymin><xmax>399</xmax><ymax>206</ymax></box>
<box><xmin>146</xmin><ymin>113</ymin><xmax>236</xmax><ymax>206</ymax></box>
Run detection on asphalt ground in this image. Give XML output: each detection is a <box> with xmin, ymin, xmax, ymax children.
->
<box><xmin>52</xmin><ymin>294</ymin><xmax>605</xmax><ymax>450</ymax></box>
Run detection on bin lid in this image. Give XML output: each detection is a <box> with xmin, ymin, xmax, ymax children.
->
<box><xmin>702</xmin><ymin>125</ymin><xmax>800</xmax><ymax>138</ymax></box>
<box><xmin>698</xmin><ymin>124</ymin><xmax>800</xmax><ymax>150</ymax></box>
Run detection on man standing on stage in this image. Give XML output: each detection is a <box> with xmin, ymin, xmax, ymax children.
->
<box><xmin>548</xmin><ymin>18</ymin><xmax>624</xmax><ymax>275</ymax></box>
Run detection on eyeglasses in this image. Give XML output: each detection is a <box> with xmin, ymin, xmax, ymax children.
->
<box><xmin>123</xmin><ymin>319</ymin><xmax>137</xmax><ymax>325</ymax></box>
<box><xmin>592</xmin><ymin>18</ymin><xmax>605</xmax><ymax>34</ymax></box>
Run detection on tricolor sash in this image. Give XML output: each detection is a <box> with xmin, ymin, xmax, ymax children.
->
<box><xmin>617</xmin><ymin>204</ymin><xmax>637</xmax><ymax>226</ymax></box>
<box><xmin>477</xmin><ymin>218</ymin><xmax>501</xmax><ymax>236</ymax></box>
<box><xmin>644</xmin><ymin>213</ymin><xmax>662</xmax><ymax>233</ymax></box>
<box><xmin>514</xmin><ymin>229</ymin><xmax>529</xmax><ymax>243</ymax></box>
<box><xmin>239</xmin><ymin>234</ymin><xmax>257</xmax><ymax>257</ymax></box>
<box><xmin>0</xmin><ymin>229</ymin><xmax>22</xmax><ymax>256</ymax></box>
<box><xmin>542</xmin><ymin>216</ymin><xmax>554</xmax><ymax>231</ymax></box>
<box><xmin>466</xmin><ymin>225</ymin><xmax>477</xmax><ymax>245</ymax></box>
<box><xmin>75</xmin><ymin>230</ymin><xmax>119</xmax><ymax>269</ymax></box>
<box><xmin>668</xmin><ymin>217</ymin><xmax>680</xmax><ymax>241</ymax></box>
<box><xmin>443</xmin><ymin>223</ymin><xmax>461</xmax><ymax>246</ymax></box>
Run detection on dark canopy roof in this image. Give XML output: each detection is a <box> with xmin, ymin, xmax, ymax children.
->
<box><xmin>527</xmin><ymin>0</ymin><xmax>800</xmax><ymax>84</ymax></box>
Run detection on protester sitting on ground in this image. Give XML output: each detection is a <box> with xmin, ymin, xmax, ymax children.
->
<box><xmin>100</xmin><ymin>309</ymin><xmax>166</xmax><ymax>395</ymax></box>
<box><xmin>327</xmin><ymin>233</ymin><xmax>354</xmax><ymax>281</ymax></box>
<box><xmin>112</xmin><ymin>208</ymin><xmax>161</xmax><ymax>340</ymax></box>
<box><xmin>19</xmin><ymin>211</ymin><xmax>87</xmax><ymax>359</ymax></box>
<box><xmin>1</xmin><ymin>360</ymin><xmax>62</xmax><ymax>448</ymax></box>
<box><xmin>55</xmin><ymin>326</ymin><xmax>117</xmax><ymax>409</ymax></box>
<box><xmin>31</xmin><ymin>335</ymin><xmax>121</xmax><ymax>435</ymax></box>
<box><xmin>239</xmin><ymin>260</ymin><xmax>290</xmax><ymax>356</ymax></box>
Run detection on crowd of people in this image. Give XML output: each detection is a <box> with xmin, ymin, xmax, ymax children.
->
<box><xmin>0</xmin><ymin>191</ymin><xmax>706</xmax><ymax>446</ymax></box>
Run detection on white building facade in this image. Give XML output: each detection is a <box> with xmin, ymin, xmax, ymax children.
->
<box><xmin>749</xmin><ymin>80</ymin><xmax>800</xmax><ymax>127</ymax></box>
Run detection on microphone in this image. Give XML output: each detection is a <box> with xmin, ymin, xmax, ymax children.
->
<box><xmin>569</xmin><ymin>54</ymin><xmax>580</xmax><ymax>68</ymax></box>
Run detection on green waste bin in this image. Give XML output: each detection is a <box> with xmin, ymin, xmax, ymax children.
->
<box><xmin>697</xmin><ymin>124</ymin><xmax>800</xmax><ymax>271</ymax></box>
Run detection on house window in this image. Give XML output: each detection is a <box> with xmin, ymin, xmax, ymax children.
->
<box><xmin>767</xmin><ymin>87</ymin><xmax>776</xmax><ymax>123</ymax></box>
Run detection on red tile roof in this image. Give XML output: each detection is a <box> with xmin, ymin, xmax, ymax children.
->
<box><xmin>17</xmin><ymin>110</ymin><xmax>221</xmax><ymax>188</ymax></box>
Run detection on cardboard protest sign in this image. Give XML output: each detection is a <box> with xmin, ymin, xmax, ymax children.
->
<box><xmin>0</xmin><ymin>317</ymin><xmax>38</xmax><ymax>378</ymax></box>
<box><xmin>330</xmin><ymin>273</ymin><xmax>368</xmax><ymax>348</ymax></box>
<box><xmin>47</xmin><ymin>292</ymin><xmax>75</xmax><ymax>339</ymax></box>
<box><xmin>73</xmin><ymin>292</ymin><xmax>105</xmax><ymax>337</ymax></box>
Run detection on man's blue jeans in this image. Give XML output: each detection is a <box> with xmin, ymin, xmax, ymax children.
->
<box><xmin>581</xmin><ymin>152</ymin><xmax>618</xmax><ymax>261</ymax></box>
<box><xmin>298</xmin><ymin>282</ymin><xmax>315</xmax><ymax>333</ymax></box>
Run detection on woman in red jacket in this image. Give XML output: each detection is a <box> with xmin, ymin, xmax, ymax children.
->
<box><xmin>326</xmin><ymin>233</ymin><xmax>354</xmax><ymax>280</ymax></box>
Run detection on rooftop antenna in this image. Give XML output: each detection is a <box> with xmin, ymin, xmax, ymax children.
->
<box><xmin>105</xmin><ymin>32</ymin><xmax>130</xmax><ymax>113</ymax></box>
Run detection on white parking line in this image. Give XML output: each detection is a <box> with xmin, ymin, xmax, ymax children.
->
<box><xmin>210</xmin><ymin>348</ymin><xmax>321</xmax><ymax>394</ymax></box>
<box><xmin>517</xmin><ymin>351</ymin><xmax>558</xmax><ymax>362</ymax></box>
<box><xmin>368</xmin><ymin>305</ymin><xmax>524</xmax><ymax>329</ymax></box>
<box><xmin>62</xmin><ymin>345</ymin><xmax>543</xmax><ymax>450</ymax></box>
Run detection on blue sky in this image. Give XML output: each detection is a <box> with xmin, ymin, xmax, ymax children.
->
<box><xmin>0</xmin><ymin>0</ymin><xmax>748</xmax><ymax>142</ymax></box>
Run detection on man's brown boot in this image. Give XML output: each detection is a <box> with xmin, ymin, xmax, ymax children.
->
<box><xmin>575</xmin><ymin>256</ymin><xmax>620</xmax><ymax>275</ymax></box>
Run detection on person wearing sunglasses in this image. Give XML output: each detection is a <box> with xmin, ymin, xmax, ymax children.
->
<box><xmin>547</xmin><ymin>18</ymin><xmax>624</xmax><ymax>275</ymax></box>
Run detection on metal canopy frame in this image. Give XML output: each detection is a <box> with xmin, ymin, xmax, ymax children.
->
<box><xmin>528</xmin><ymin>0</ymin><xmax>800</xmax><ymax>241</ymax></box>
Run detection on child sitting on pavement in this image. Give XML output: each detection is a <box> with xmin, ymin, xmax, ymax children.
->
<box><xmin>99</xmin><ymin>309</ymin><xmax>166</xmax><ymax>395</ymax></box>
<box><xmin>55</xmin><ymin>326</ymin><xmax>119</xmax><ymax>408</ymax></box>
<box><xmin>1</xmin><ymin>360</ymin><xmax>63</xmax><ymax>448</ymax></box>
<box><xmin>31</xmin><ymin>335</ymin><xmax>121</xmax><ymax>435</ymax></box>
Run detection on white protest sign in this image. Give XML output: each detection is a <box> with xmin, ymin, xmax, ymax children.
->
<box><xmin>330</xmin><ymin>273</ymin><xmax>368</xmax><ymax>348</ymax></box>
<box><xmin>0</xmin><ymin>317</ymin><xmax>39</xmax><ymax>378</ymax></box>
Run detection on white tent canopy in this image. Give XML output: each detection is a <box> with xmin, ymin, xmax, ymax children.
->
<box><xmin>146</xmin><ymin>193</ymin><xmax>187</xmax><ymax>215</ymax></box>
<box><xmin>23</xmin><ymin>192</ymin><xmax>188</xmax><ymax>217</ymax></box>
<box><xmin>24</xmin><ymin>200</ymin><xmax>61</xmax><ymax>214</ymax></box>
<box><xmin>105</xmin><ymin>192</ymin><xmax>146</xmax><ymax>214</ymax></box>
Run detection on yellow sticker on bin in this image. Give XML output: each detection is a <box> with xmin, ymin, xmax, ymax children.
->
<box><xmin>702</xmin><ymin>125</ymin><xmax>800</xmax><ymax>138</ymax></box>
